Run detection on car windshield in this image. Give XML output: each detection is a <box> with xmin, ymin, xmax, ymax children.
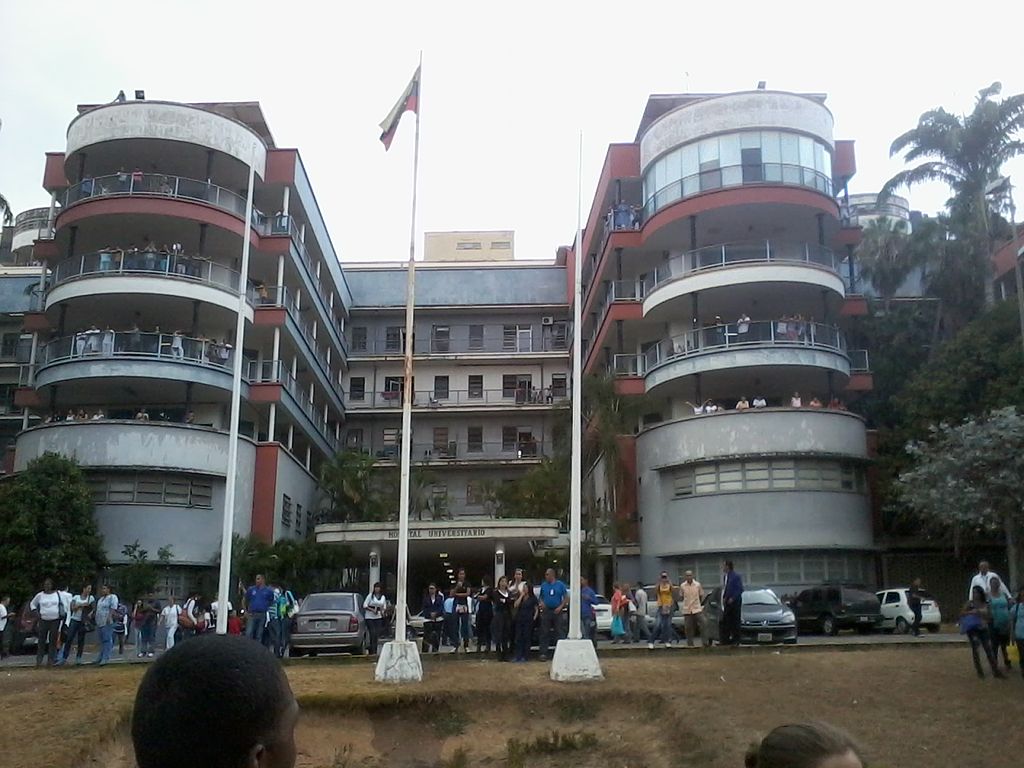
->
<box><xmin>743</xmin><ymin>590</ymin><xmax>781</xmax><ymax>606</ymax></box>
<box><xmin>302</xmin><ymin>594</ymin><xmax>355</xmax><ymax>612</ymax></box>
<box><xmin>843</xmin><ymin>589</ymin><xmax>877</xmax><ymax>603</ymax></box>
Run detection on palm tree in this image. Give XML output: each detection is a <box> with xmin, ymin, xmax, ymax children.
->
<box><xmin>909</xmin><ymin>216</ymin><xmax>986</xmax><ymax>341</ymax></box>
<box><xmin>880</xmin><ymin>82</ymin><xmax>1024</xmax><ymax>305</ymax></box>
<box><xmin>0</xmin><ymin>192</ymin><xmax>12</xmax><ymax>226</ymax></box>
<box><xmin>854</xmin><ymin>218</ymin><xmax>915</xmax><ymax>311</ymax></box>
<box><xmin>583</xmin><ymin>373</ymin><xmax>648</xmax><ymax>584</ymax></box>
<box><xmin>318</xmin><ymin>449</ymin><xmax>388</xmax><ymax>522</ymax></box>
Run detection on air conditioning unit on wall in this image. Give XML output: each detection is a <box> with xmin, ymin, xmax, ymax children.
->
<box><xmin>541</xmin><ymin>316</ymin><xmax>554</xmax><ymax>325</ymax></box>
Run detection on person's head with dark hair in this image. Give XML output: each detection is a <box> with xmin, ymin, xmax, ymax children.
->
<box><xmin>745</xmin><ymin>722</ymin><xmax>865</xmax><ymax>768</ymax></box>
<box><xmin>132</xmin><ymin>634</ymin><xmax>298</xmax><ymax>768</ymax></box>
<box><xmin>971</xmin><ymin>585</ymin><xmax>987</xmax><ymax>603</ymax></box>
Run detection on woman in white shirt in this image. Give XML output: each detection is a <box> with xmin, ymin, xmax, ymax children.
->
<box><xmin>30</xmin><ymin>578</ymin><xmax>64</xmax><ymax>667</ymax></box>
<box><xmin>161</xmin><ymin>596</ymin><xmax>182</xmax><ymax>649</ymax></box>
<box><xmin>363</xmin><ymin>583</ymin><xmax>389</xmax><ymax>656</ymax></box>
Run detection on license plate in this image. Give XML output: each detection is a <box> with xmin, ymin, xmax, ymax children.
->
<box><xmin>757</xmin><ymin>632</ymin><xmax>773</xmax><ymax>643</ymax></box>
<box><xmin>858</xmin><ymin>616</ymin><xmax>872</xmax><ymax>623</ymax></box>
<box><xmin>315</xmin><ymin>621</ymin><xmax>331</xmax><ymax>630</ymax></box>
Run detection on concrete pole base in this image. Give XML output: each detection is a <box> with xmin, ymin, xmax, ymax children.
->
<box><xmin>374</xmin><ymin>640</ymin><xmax>423</xmax><ymax>683</ymax></box>
<box><xmin>550</xmin><ymin>638</ymin><xmax>604</xmax><ymax>682</ymax></box>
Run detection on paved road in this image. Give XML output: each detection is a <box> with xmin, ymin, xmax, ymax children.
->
<box><xmin>0</xmin><ymin>631</ymin><xmax>964</xmax><ymax>669</ymax></box>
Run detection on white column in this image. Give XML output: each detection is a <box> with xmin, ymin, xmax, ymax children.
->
<box><xmin>369</xmin><ymin>545</ymin><xmax>382</xmax><ymax>594</ymax></box>
<box><xmin>271</xmin><ymin>327</ymin><xmax>281</xmax><ymax>367</ymax></box>
<box><xmin>291</xmin><ymin>357</ymin><xmax>298</xmax><ymax>379</ymax></box>
<box><xmin>294</xmin><ymin>287</ymin><xmax>302</xmax><ymax>311</ymax></box>
<box><xmin>267</xmin><ymin>403</ymin><xmax>277</xmax><ymax>442</ymax></box>
<box><xmin>305</xmin><ymin>445</ymin><xmax>311</xmax><ymax>470</ymax></box>
<box><xmin>287</xmin><ymin>424</ymin><xmax>294</xmax><ymax>450</ymax></box>
<box><xmin>276</xmin><ymin>254</ymin><xmax>285</xmax><ymax>293</ymax></box>
<box><xmin>282</xmin><ymin>186</ymin><xmax>290</xmax><ymax>216</ymax></box>
<box><xmin>494</xmin><ymin>540</ymin><xmax>506</xmax><ymax>586</ymax></box>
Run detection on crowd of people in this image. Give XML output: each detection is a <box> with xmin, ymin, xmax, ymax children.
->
<box><xmin>63</xmin><ymin>322</ymin><xmax>234</xmax><ymax>365</ymax></box>
<box><xmin>960</xmin><ymin>561</ymin><xmax>1022</xmax><ymax>680</ymax></box>
<box><xmin>686</xmin><ymin>392</ymin><xmax>846</xmax><ymax>415</ymax></box>
<box><xmin>43</xmin><ymin>408</ymin><xmax>198</xmax><ymax>424</ymax></box>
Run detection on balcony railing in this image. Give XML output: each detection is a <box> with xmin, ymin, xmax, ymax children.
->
<box><xmin>247</xmin><ymin>360</ymin><xmax>339</xmax><ymax>453</ymax></box>
<box><xmin>590</xmin><ymin>279</ymin><xmax>645</xmax><ymax>335</ymax></box>
<box><xmin>644</xmin><ymin>320</ymin><xmax>847</xmax><ymax>372</ymax></box>
<box><xmin>611</xmin><ymin>353</ymin><xmax>645</xmax><ymax>376</ymax></box>
<box><xmin>346</xmin><ymin>387</ymin><xmax>570</xmax><ymax>409</ymax></box>
<box><xmin>369</xmin><ymin>440</ymin><xmax>552</xmax><ymax>463</ymax></box>
<box><xmin>646</xmin><ymin>240</ymin><xmax>839</xmax><ymax>294</ymax></box>
<box><xmin>643</xmin><ymin>163</ymin><xmax>833</xmax><ymax>219</ymax></box>
<box><xmin>350</xmin><ymin>334</ymin><xmax>569</xmax><ymax>356</ymax></box>
<box><xmin>13</xmin><ymin>207</ymin><xmax>54</xmax><ymax>239</ymax></box>
<box><xmin>53</xmin><ymin>250</ymin><xmax>242</xmax><ymax>294</ymax></box>
<box><xmin>64</xmin><ymin>172</ymin><xmax>249</xmax><ymax>219</ymax></box>
<box><xmin>39</xmin><ymin>331</ymin><xmax>234</xmax><ymax>369</ymax></box>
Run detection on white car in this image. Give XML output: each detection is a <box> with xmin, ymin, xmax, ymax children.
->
<box><xmin>876</xmin><ymin>588</ymin><xmax>942</xmax><ymax>634</ymax></box>
<box><xmin>593</xmin><ymin>594</ymin><xmax>612</xmax><ymax>635</ymax></box>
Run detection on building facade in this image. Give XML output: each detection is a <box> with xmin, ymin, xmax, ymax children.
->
<box><xmin>576</xmin><ymin>90</ymin><xmax>876</xmax><ymax>595</ymax></box>
<box><xmin>12</xmin><ymin>98</ymin><xmax>353</xmax><ymax>593</ymax></box>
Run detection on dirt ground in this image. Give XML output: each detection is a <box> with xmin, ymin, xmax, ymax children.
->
<box><xmin>4</xmin><ymin>646</ymin><xmax>1022</xmax><ymax>768</ymax></box>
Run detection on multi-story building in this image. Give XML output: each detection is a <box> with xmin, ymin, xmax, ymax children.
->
<box><xmin>12</xmin><ymin>97</ymin><xmax>353</xmax><ymax>592</ymax></box>
<box><xmin>317</xmin><ymin>249</ymin><xmax>570</xmax><ymax>590</ymax></box>
<box><xmin>577</xmin><ymin>90</ymin><xmax>876</xmax><ymax>595</ymax></box>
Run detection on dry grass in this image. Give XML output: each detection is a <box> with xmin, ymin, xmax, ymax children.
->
<box><xmin>3</xmin><ymin>646</ymin><xmax>1020</xmax><ymax>768</ymax></box>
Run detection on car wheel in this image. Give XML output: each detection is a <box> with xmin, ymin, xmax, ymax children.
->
<box><xmin>288</xmin><ymin>646</ymin><xmax>303</xmax><ymax>658</ymax></box>
<box><xmin>894</xmin><ymin>617</ymin><xmax>909</xmax><ymax>635</ymax></box>
<box><xmin>821</xmin><ymin>615</ymin><xmax>838</xmax><ymax>636</ymax></box>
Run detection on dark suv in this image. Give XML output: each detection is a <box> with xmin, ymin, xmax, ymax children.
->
<box><xmin>791</xmin><ymin>585</ymin><xmax>882</xmax><ymax>636</ymax></box>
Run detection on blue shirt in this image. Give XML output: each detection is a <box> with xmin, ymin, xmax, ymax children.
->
<box><xmin>723</xmin><ymin>571</ymin><xmax>744</xmax><ymax>602</ymax></box>
<box><xmin>539</xmin><ymin>579</ymin><xmax>568</xmax><ymax>610</ymax></box>
<box><xmin>1013</xmin><ymin>604</ymin><xmax>1024</xmax><ymax>641</ymax></box>
<box><xmin>245</xmin><ymin>585</ymin><xmax>275</xmax><ymax>613</ymax></box>
<box><xmin>580</xmin><ymin>585</ymin><xmax>597</xmax><ymax>620</ymax></box>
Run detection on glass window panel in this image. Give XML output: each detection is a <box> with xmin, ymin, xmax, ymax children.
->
<box><xmin>761</xmin><ymin>132</ymin><xmax>781</xmax><ymax>163</ymax></box>
<box><xmin>798</xmin><ymin>135</ymin><xmax>815</xmax><ymax>169</ymax></box>
<box><xmin>501</xmin><ymin>426</ymin><xmax>518</xmax><ymax>451</ymax></box>
<box><xmin>682</xmin><ymin>174</ymin><xmax>701</xmax><ymax>196</ymax></box>
<box><xmin>108</xmin><ymin>478</ymin><xmax>135</xmax><ymax>502</ymax></box>
<box><xmin>740</xmin><ymin>131</ymin><xmax>761</xmax><ymax>149</ymax></box>
<box><xmin>694</xmin><ymin>465</ymin><xmax>718</xmax><ymax>494</ymax></box>
<box><xmin>654</xmin><ymin>156</ymin><xmax>667</xmax><ymax>193</ymax></box>
<box><xmin>680</xmin><ymin>144</ymin><xmax>699</xmax><ymax>181</ymax></box>
<box><xmin>721</xmin><ymin>166</ymin><xmax>742</xmax><ymax>186</ymax></box>
<box><xmin>467</xmin><ymin>426</ymin><xmax>483</xmax><ymax>452</ymax></box>
<box><xmin>718</xmin><ymin>464</ymin><xmax>743</xmax><ymax>491</ymax></box>
<box><xmin>780</xmin><ymin>133</ymin><xmax>799</xmax><ymax>164</ymax></box>
<box><xmin>803</xmin><ymin>555</ymin><xmax>825</xmax><ymax>582</ymax></box>
<box><xmin>777</xmin><ymin>555</ymin><xmax>802</xmax><ymax>582</ymax></box>
<box><xmin>673</xmin><ymin>470</ymin><xmax>694</xmax><ymax>498</ymax></box>
<box><xmin>165</xmin><ymin>481</ymin><xmax>190</xmax><ymax>505</ymax></box>
<box><xmin>719</xmin><ymin>134</ymin><xmax>741</xmax><ymax>167</ymax></box>
<box><xmin>698</xmin><ymin>137</ymin><xmax>719</xmax><ymax>165</ymax></box>
<box><xmin>820</xmin><ymin>465</ymin><xmax>841</xmax><ymax>490</ymax></box>
<box><xmin>191</xmin><ymin>482</ymin><xmax>213</xmax><ymax>508</ymax></box>
<box><xmin>749</xmin><ymin>555</ymin><xmax>775</xmax><ymax>587</ymax></box>
<box><xmin>825</xmin><ymin>555</ymin><xmax>847</xmax><ymax>581</ymax></box>
<box><xmin>796</xmin><ymin>464</ymin><xmax>822</xmax><ymax>488</ymax></box>
<box><xmin>744</xmin><ymin>462</ymin><xmax>771</xmax><ymax>490</ymax></box>
<box><xmin>771</xmin><ymin>460</ymin><xmax>795</xmax><ymax>488</ymax></box>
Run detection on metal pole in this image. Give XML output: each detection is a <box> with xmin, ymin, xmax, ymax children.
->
<box><xmin>216</xmin><ymin>147</ymin><xmax>257</xmax><ymax>634</ymax></box>
<box><xmin>567</xmin><ymin>130</ymin><xmax>584</xmax><ymax>641</ymax></box>
<box><xmin>394</xmin><ymin>53</ymin><xmax>423</xmax><ymax>644</ymax></box>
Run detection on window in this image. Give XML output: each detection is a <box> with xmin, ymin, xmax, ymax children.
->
<box><xmin>306</xmin><ymin>509</ymin><xmax>314</xmax><ymax>533</ymax></box>
<box><xmin>349</xmin><ymin>377</ymin><xmax>365</xmax><ymax>401</ymax></box>
<box><xmin>667</xmin><ymin>458</ymin><xmax>866</xmax><ymax>498</ymax></box>
<box><xmin>295</xmin><ymin>503</ymin><xmax>303</xmax><ymax>536</ymax></box>
<box><xmin>88</xmin><ymin>475</ymin><xmax>214</xmax><ymax>508</ymax></box>
<box><xmin>0</xmin><ymin>333</ymin><xmax>18</xmax><ymax>359</ymax></box>
<box><xmin>672</xmin><ymin>471</ymin><xmax>694</xmax><ymax>498</ymax></box>
<box><xmin>551</xmin><ymin>322</ymin><xmax>568</xmax><ymax>350</ymax></box>
<box><xmin>502</xmin><ymin>426</ymin><xmax>518</xmax><ymax>452</ymax></box>
<box><xmin>433</xmin><ymin>375</ymin><xmax>449</xmax><ymax>400</ymax></box>
<box><xmin>432</xmin><ymin>427</ymin><xmax>449</xmax><ymax>452</ymax></box>
<box><xmin>503</xmin><ymin>324</ymin><xmax>532</xmax><ymax>352</ymax></box>
<box><xmin>281</xmin><ymin>494</ymin><xmax>292</xmax><ymax>528</ymax></box>
<box><xmin>502</xmin><ymin>374</ymin><xmax>519</xmax><ymax>398</ymax></box>
<box><xmin>385</xmin><ymin>326</ymin><xmax>403</xmax><ymax>352</ymax></box>
<box><xmin>466</xmin><ymin>482</ymin><xmax>485</xmax><ymax>506</ymax></box>
<box><xmin>490</xmin><ymin>240</ymin><xmax>511</xmax><ymax>249</ymax></box>
<box><xmin>351</xmin><ymin>327</ymin><xmax>367</xmax><ymax>352</ymax></box>
<box><xmin>456</xmin><ymin>241</ymin><xmax>482</xmax><ymax>250</ymax></box>
<box><xmin>550</xmin><ymin>373</ymin><xmax>567</xmax><ymax>398</ymax></box>
<box><xmin>469</xmin><ymin>324</ymin><xmax>484</xmax><ymax>351</ymax></box>
<box><xmin>345</xmin><ymin>428</ymin><xmax>364</xmax><ymax>449</ymax></box>
<box><xmin>384</xmin><ymin>376</ymin><xmax>403</xmax><ymax>393</ymax></box>
<box><xmin>431</xmin><ymin>325</ymin><xmax>450</xmax><ymax>353</ymax></box>
<box><xmin>382</xmin><ymin>428</ymin><xmax>401</xmax><ymax>445</ymax></box>
<box><xmin>467</xmin><ymin>426</ymin><xmax>483</xmax><ymax>452</ymax></box>
<box><xmin>741</xmin><ymin>147</ymin><xmax>763</xmax><ymax>182</ymax></box>
<box><xmin>468</xmin><ymin>375</ymin><xmax>483</xmax><ymax>399</ymax></box>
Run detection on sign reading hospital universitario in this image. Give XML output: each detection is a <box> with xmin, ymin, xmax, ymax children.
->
<box><xmin>387</xmin><ymin>527</ymin><xmax>487</xmax><ymax>540</ymax></box>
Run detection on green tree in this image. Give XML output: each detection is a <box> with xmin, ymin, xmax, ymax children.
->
<box><xmin>0</xmin><ymin>192</ymin><xmax>12</xmax><ymax>226</ymax></box>
<box><xmin>583</xmin><ymin>373</ymin><xmax>647</xmax><ymax>583</ymax></box>
<box><xmin>318</xmin><ymin>450</ymin><xmax>390</xmax><ymax>522</ymax></box>
<box><xmin>898</xmin><ymin>407</ymin><xmax>1024</xmax><ymax>590</ymax></box>
<box><xmin>223</xmin><ymin>534</ymin><xmax>355</xmax><ymax>598</ymax></box>
<box><xmin>911</xmin><ymin>216</ymin><xmax>987</xmax><ymax>338</ymax></box>
<box><xmin>854</xmin><ymin>217</ymin><xmax>915</xmax><ymax>311</ymax></box>
<box><xmin>110</xmin><ymin>541</ymin><xmax>174</xmax><ymax>603</ymax></box>
<box><xmin>880</xmin><ymin>82</ymin><xmax>1024</xmax><ymax>304</ymax></box>
<box><xmin>485</xmin><ymin>456</ymin><xmax>570</xmax><ymax>523</ymax></box>
<box><xmin>0</xmin><ymin>452</ymin><xmax>106</xmax><ymax>604</ymax></box>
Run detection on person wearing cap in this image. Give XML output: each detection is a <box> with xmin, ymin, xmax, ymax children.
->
<box><xmin>650</xmin><ymin>571</ymin><xmax>678</xmax><ymax>649</ymax></box>
<box><xmin>679</xmin><ymin>571</ymin><xmax>706</xmax><ymax>647</ymax></box>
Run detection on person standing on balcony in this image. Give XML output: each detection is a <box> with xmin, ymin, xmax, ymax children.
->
<box><xmin>171</xmin><ymin>331</ymin><xmax>184</xmax><ymax>359</ymax></box>
<box><xmin>735</xmin><ymin>396</ymin><xmax>751</xmax><ymax>411</ymax></box>
<box><xmin>790</xmin><ymin>392</ymin><xmax>802</xmax><ymax>408</ymax></box>
<box><xmin>752</xmin><ymin>395</ymin><xmax>767</xmax><ymax>408</ymax></box>
<box><xmin>721</xmin><ymin>561</ymin><xmax>744</xmax><ymax>647</ymax></box>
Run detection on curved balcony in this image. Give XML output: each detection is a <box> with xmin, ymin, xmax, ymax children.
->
<box><xmin>643</xmin><ymin>320</ymin><xmax>850</xmax><ymax>394</ymax></box>
<box><xmin>66</xmin><ymin>101</ymin><xmax>267</xmax><ymax>177</ymax></box>
<box><xmin>34</xmin><ymin>331</ymin><xmax>236</xmax><ymax>391</ymax></box>
<box><xmin>14</xmin><ymin>420</ymin><xmax>254</xmax><ymax>475</ymax></box>
<box><xmin>47</xmin><ymin>249</ymin><xmax>246</xmax><ymax>314</ymax></box>
<box><xmin>62</xmin><ymin>172</ymin><xmax>248</xmax><ymax>220</ymax></box>
<box><xmin>636</xmin><ymin>407</ymin><xmax>868</xmax><ymax>468</ymax></box>
<box><xmin>643</xmin><ymin>240</ymin><xmax>846</xmax><ymax>319</ymax></box>
<box><xmin>11</xmin><ymin>208</ymin><xmax>53</xmax><ymax>251</ymax></box>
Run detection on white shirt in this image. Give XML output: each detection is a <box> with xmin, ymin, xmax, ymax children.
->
<box><xmin>634</xmin><ymin>588</ymin><xmax>647</xmax><ymax>614</ymax></box>
<box><xmin>70</xmin><ymin>594</ymin><xmax>95</xmax><ymax>622</ymax></box>
<box><xmin>363</xmin><ymin>593</ymin><xmax>388</xmax><ymax>620</ymax></box>
<box><xmin>0</xmin><ymin>603</ymin><xmax>8</xmax><ymax>631</ymax></box>
<box><xmin>95</xmin><ymin>594</ymin><xmax>119</xmax><ymax>626</ymax></box>
<box><xmin>752</xmin><ymin>397</ymin><xmax>767</xmax><ymax>408</ymax></box>
<box><xmin>969</xmin><ymin>571</ymin><xmax>1012</xmax><ymax>599</ymax></box>
<box><xmin>30</xmin><ymin>591</ymin><xmax>62</xmax><ymax>621</ymax></box>
<box><xmin>161</xmin><ymin>604</ymin><xmax>181</xmax><ymax>626</ymax></box>
<box><xmin>210</xmin><ymin>600</ymin><xmax>232</xmax><ymax>617</ymax></box>
<box><xmin>57</xmin><ymin>591</ymin><xmax>73</xmax><ymax>626</ymax></box>
<box><xmin>790</xmin><ymin>396</ymin><xmax>802</xmax><ymax>408</ymax></box>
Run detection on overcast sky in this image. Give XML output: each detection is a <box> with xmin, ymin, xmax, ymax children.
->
<box><xmin>2</xmin><ymin>1</ymin><xmax>1023</xmax><ymax>263</ymax></box>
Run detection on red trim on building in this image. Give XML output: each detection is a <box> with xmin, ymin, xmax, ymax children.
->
<box><xmin>581</xmin><ymin>229</ymin><xmax>642</xmax><ymax>320</ymax></box>
<box><xmin>43</xmin><ymin>153</ymin><xmax>68</xmax><ymax>190</ymax></box>
<box><xmin>32</xmin><ymin>240</ymin><xmax>59</xmax><ymax>261</ymax></box>
<box><xmin>613</xmin><ymin>378</ymin><xmax>645</xmax><ymax>396</ymax></box>
<box><xmin>22</xmin><ymin>313</ymin><xmax>50</xmax><ymax>333</ymax></box>
<box><xmin>13</xmin><ymin>388</ymin><xmax>42</xmax><ymax>408</ymax></box>
<box><xmin>845</xmin><ymin>373</ymin><xmax>874</xmax><ymax>392</ymax></box>
<box><xmin>993</xmin><ymin>232</ymin><xmax>1023</xmax><ymax>281</ymax></box>
<box><xmin>834</xmin><ymin>226</ymin><xmax>863</xmax><ymax>248</ymax></box>
<box><xmin>584</xmin><ymin>302</ymin><xmax>644</xmax><ymax>374</ymax></box>
<box><xmin>248</xmin><ymin>383</ymin><xmax>283</xmax><ymax>403</ymax></box>
<box><xmin>832</xmin><ymin>140</ymin><xmax>857</xmax><ymax>182</ymax></box>
<box><xmin>251</xmin><ymin>444</ymin><xmax>279</xmax><ymax>542</ymax></box>
<box><xmin>839</xmin><ymin>296</ymin><xmax>869</xmax><ymax>317</ymax></box>
<box><xmin>581</xmin><ymin>144</ymin><xmax>641</xmax><ymax>260</ymax></box>
<box><xmin>264</xmin><ymin>149</ymin><xmax>297</xmax><ymax>185</ymax></box>
<box><xmin>253</xmin><ymin>308</ymin><xmax>287</xmax><ymax>327</ymax></box>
